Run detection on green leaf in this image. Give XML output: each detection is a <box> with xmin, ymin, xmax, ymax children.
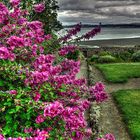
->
<box><xmin>0</xmin><ymin>80</ymin><xmax>4</xmax><ymax>86</ymax></box>
<box><xmin>16</xmin><ymin>94</ymin><xmax>22</xmax><ymax>99</ymax></box>
<box><xmin>8</xmin><ymin>109</ymin><xmax>16</xmax><ymax>114</ymax></box>
<box><xmin>16</xmin><ymin>106</ymin><xmax>22</xmax><ymax>112</ymax></box>
<box><xmin>4</xmin><ymin>101</ymin><xmax>12</xmax><ymax>106</ymax></box>
<box><xmin>5</xmin><ymin>114</ymin><xmax>12</xmax><ymax>123</ymax></box>
<box><xmin>3</xmin><ymin>125</ymin><xmax>12</xmax><ymax>135</ymax></box>
<box><xmin>72</xmin><ymin>131</ymin><xmax>76</xmax><ymax>137</ymax></box>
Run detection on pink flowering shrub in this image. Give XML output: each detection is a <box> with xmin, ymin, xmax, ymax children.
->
<box><xmin>0</xmin><ymin>1</ymin><xmax>114</xmax><ymax>140</ymax></box>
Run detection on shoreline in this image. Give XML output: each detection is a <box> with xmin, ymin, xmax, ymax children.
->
<box><xmin>79</xmin><ymin>37</ymin><xmax>140</xmax><ymax>47</ymax></box>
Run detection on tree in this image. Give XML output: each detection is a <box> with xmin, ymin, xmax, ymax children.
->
<box><xmin>30</xmin><ymin>0</ymin><xmax>63</xmax><ymax>33</ymax></box>
<box><xmin>1</xmin><ymin>0</ymin><xmax>62</xmax><ymax>33</ymax></box>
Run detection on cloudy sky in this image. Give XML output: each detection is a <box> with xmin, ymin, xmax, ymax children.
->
<box><xmin>57</xmin><ymin>0</ymin><xmax>140</xmax><ymax>25</ymax></box>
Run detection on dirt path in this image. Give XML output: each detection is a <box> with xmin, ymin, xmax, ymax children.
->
<box><xmin>90</xmin><ymin>65</ymin><xmax>140</xmax><ymax>140</ymax></box>
<box><xmin>77</xmin><ymin>60</ymin><xmax>88</xmax><ymax>79</ymax></box>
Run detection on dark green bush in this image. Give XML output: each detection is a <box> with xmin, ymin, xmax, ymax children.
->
<box><xmin>97</xmin><ymin>55</ymin><xmax>117</xmax><ymax>63</ymax></box>
<box><xmin>132</xmin><ymin>50</ymin><xmax>140</xmax><ymax>62</ymax></box>
<box><xmin>113</xmin><ymin>51</ymin><xmax>132</xmax><ymax>62</ymax></box>
<box><xmin>90</xmin><ymin>55</ymin><xmax>99</xmax><ymax>62</ymax></box>
<box><xmin>119</xmin><ymin>51</ymin><xmax>132</xmax><ymax>61</ymax></box>
<box><xmin>128</xmin><ymin>49</ymin><xmax>135</xmax><ymax>54</ymax></box>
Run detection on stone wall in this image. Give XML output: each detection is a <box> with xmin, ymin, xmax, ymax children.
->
<box><xmin>80</xmin><ymin>46</ymin><xmax>140</xmax><ymax>57</ymax></box>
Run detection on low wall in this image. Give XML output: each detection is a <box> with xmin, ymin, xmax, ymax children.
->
<box><xmin>80</xmin><ymin>46</ymin><xmax>140</xmax><ymax>57</ymax></box>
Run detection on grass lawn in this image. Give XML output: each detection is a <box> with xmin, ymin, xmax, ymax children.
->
<box><xmin>96</xmin><ymin>63</ymin><xmax>140</xmax><ymax>83</ymax></box>
<box><xmin>113</xmin><ymin>89</ymin><xmax>140</xmax><ymax>140</ymax></box>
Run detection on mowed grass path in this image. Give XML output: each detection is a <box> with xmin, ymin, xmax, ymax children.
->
<box><xmin>113</xmin><ymin>89</ymin><xmax>140</xmax><ymax>140</ymax></box>
<box><xmin>96</xmin><ymin>63</ymin><xmax>140</xmax><ymax>83</ymax></box>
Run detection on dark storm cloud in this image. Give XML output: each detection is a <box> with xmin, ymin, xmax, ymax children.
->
<box><xmin>57</xmin><ymin>0</ymin><xmax>140</xmax><ymax>25</ymax></box>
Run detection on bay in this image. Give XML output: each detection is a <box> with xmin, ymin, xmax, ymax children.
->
<box><xmin>58</xmin><ymin>27</ymin><xmax>140</xmax><ymax>40</ymax></box>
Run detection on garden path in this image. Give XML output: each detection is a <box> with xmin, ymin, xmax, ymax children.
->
<box><xmin>90</xmin><ymin>65</ymin><xmax>140</xmax><ymax>140</ymax></box>
<box><xmin>77</xmin><ymin>60</ymin><xmax>88</xmax><ymax>79</ymax></box>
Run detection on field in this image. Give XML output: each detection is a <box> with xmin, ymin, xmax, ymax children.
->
<box><xmin>113</xmin><ymin>89</ymin><xmax>140</xmax><ymax>140</ymax></box>
<box><xmin>96</xmin><ymin>63</ymin><xmax>140</xmax><ymax>83</ymax></box>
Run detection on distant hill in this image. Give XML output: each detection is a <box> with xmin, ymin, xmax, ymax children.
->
<box><xmin>63</xmin><ymin>23</ymin><xmax>140</xmax><ymax>28</ymax></box>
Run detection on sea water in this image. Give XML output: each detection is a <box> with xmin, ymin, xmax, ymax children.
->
<box><xmin>58</xmin><ymin>27</ymin><xmax>140</xmax><ymax>40</ymax></box>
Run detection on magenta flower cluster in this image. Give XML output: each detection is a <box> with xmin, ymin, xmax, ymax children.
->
<box><xmin>96</xmin><ymin>133</ymin><xmax>116</xmax><ymax>140</ymax></box>
<box><xmin>10</xmin><ymin>0</ymin><xmax>20</xmax><ymax>7</ymax></box>
<box><xmin>0</xmin><ymin>47</ymin><xmax>15</xmax><ymax>61</ymax></box>
<box><xmin>59</xmin><ymin>24</ymin><xmax>101</xmax><ymax>42</ymax></box>
<box><xmin>3</xmin><ymin>129</ymin><xmax>49</xmax><ymax>140</ymax></box>
<box><xmin>44</xmin><ymin>101</ymin><xmax>64</xmax><ymax>118</ymax></box>
<box><xmin>59</xmin><ymin>45</ymin><xmax>77</xmax><ymax>56</ymax></box>
<box><xmin>81</xmin><ymin>26</ymin><xmax>101</xmax><ymax>40</ymax></box>
<box><xmin>33</xmin><ymin>3</ymin><xmax>45</xmax><ymax>13</ymax></box>
<box><xmin>90</xmin><ymin>82</ymin><xmax>108</xmax><ymax>103</ymax></box>
<box><xmin>0</xmin><ymin>2</ymin><xmax>51</xmax><ymax>61</ymax></box>
<box><xmin>59</xmin><ymin>23</ymin><xmax>82</xmax><ymax>42</ymax></box>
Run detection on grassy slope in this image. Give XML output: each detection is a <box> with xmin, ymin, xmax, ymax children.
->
<box><xmin>113</xmin><ymin>89</ymin><xmax>140</xmax><ymax>140</ymax></box>
<box><xmin>96</xmin><ymin>63</ymin><xmax>140</xmax><ymax>83</ymax></box>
